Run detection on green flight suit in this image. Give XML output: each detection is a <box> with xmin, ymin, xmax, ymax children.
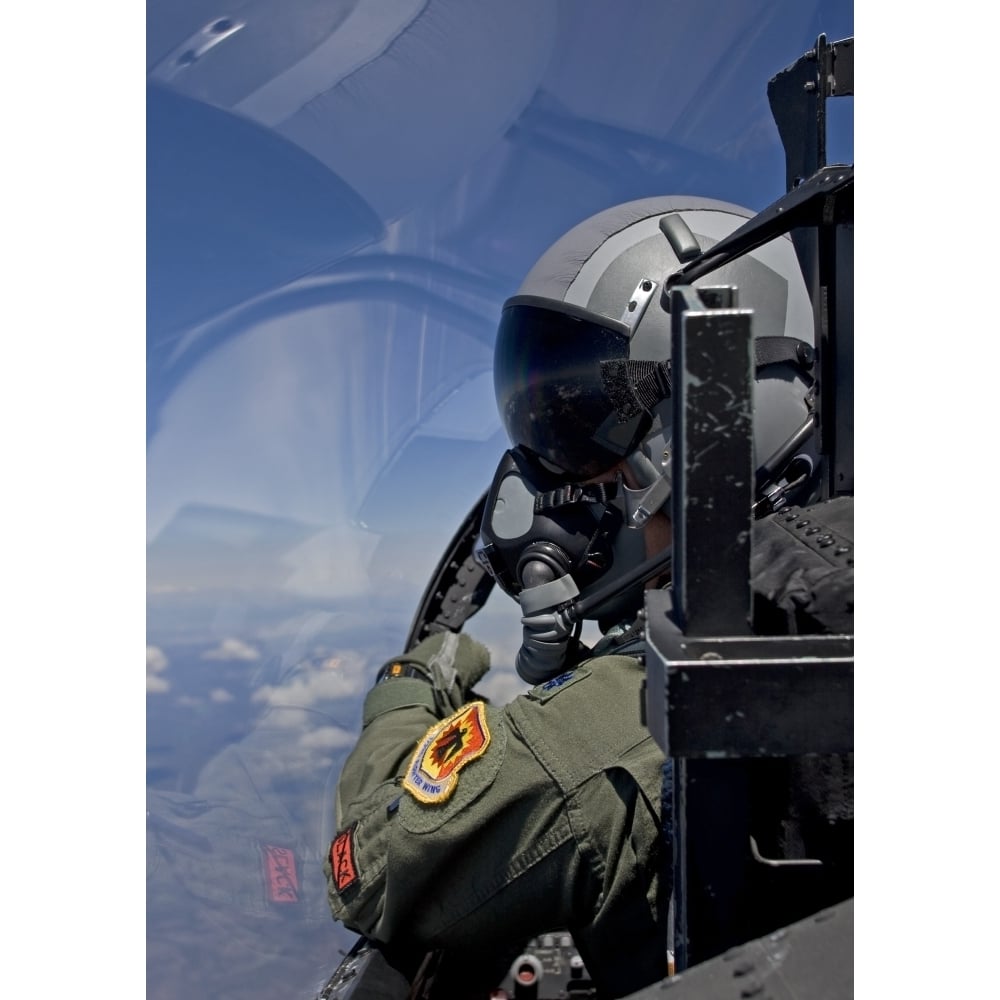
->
<box><xmin>325</xmin><ymin>631</ymin><xmax>669</xmax><ymax>998</ymax></box>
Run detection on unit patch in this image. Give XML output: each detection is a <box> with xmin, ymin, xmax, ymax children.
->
<box><xmin>330</xmin><ymin>825</ymin><xmax>359</xmax><ymax>893</ymax></box>
<box><xmin>403</xmin><ymin>701</ymin><xmax>491</xmax><ymax>805</ymax></box>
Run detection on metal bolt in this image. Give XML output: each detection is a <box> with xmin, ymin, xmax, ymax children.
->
<box><xmin>804</xmin><ymin>81</ymin><xmax>817</xmax><ymax>93</ymax></box>
<box><xmin>641</xmin><ymin>279</ymin><xmax>653</xmax><ymax>291</ymax></box>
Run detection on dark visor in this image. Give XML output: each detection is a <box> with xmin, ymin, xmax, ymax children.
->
<box><xmin>494</xmin><ymin>296</ymin><xmax>651</xmax><ymax>480</ymax></box>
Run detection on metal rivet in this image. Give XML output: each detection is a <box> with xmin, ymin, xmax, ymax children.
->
<box><xmin>641</xmin><ymin>279</ymin><xmax>653</xmax><ymax>291</ymax></box>
<box><xmin>818</xmin><ymin>538</ymin><xmax>834</xmax><ymax>547</ymax></box>
<box><xmin>805</xmin><ymin>526</ymin><xmax>820</xmax><ymax>535</ymax></box>
<box><xmin>732</xmin><ymin>962</ymin><xmax>755</xmax><ymax>977</ymax></box>
<box><xmin>795</xmin><ymin>520</ymin><xmax>810</xmax><ymax>529</ymax></box>
<box><xmin>740</xmin><ymin>984</ymin><xmax>765</xmax><ymax>998</ymax></box>
<box><xmin>835</xmin><ymin>546</ymin><xmax>850</xmax><ymax>555</ymax></box>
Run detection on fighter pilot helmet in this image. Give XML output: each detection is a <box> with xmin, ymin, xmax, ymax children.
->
<box><xmin>478</xmin><ymin>196</ymin><xmax>819</xmax><ymax>681</ymax></box>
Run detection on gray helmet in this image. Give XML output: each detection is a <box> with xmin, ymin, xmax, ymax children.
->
<box><xmin>480</xmin><ymin>195</ymin><xmax>818</xmax><ymax>680</ymax></box>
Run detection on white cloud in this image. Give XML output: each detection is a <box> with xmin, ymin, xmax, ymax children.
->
<box><xmin>147</xmin><ymin>674</ymin><xmax>171</xmax><ymax>695</ymax></box>
<box><xmin>202</xmin><ymin>638</ymin><xmax>261</xmax><ymax>661</ymax></box>
<box><xmin>147</xmin><ymin>645</ymin><xmax>169</xmax><ymax>673</ymax></box>
<box><xmin>251</xmin><ymin>651</ymin><xmax>367</xmax><ymax>708</ymax></box>
<box><xmin>300</xmin><ymin>725</ymin><xmax>357</xmax><ymax>751</ymax></box>
<box><xmin>209</xmin><ymin>688</ymin><xmax>235</xmax><ymax>703</ymax></box>
<box><xmin>147</xmin><ymin>645</ymin><xmax>171</xmax><ymax>694</ymax></box>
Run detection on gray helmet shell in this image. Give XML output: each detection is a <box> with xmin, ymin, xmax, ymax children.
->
<box><xmin>513</xmin><ymin>195</ymin><xmax>814</xmax><ymax>473</ymax></box>
<box><xmin>493</xmin><ymin>195</ymin><xmax>817</xmax><ymax>627</ymax></box>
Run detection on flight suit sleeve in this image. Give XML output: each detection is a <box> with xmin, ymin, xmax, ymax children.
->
<box><xmin>324</xmin><ymin>651</ymin><xmax>668</xmax><ymax>996</ymax></box>
<box><xmin>332</xmin><ymin>630</ymin><xmax>490</xmax><ymax>827</ymax></box>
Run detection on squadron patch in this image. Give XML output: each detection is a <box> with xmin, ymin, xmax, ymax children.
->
<box><xmin>403</xmin><ymin>701</ymin><xmax>491</xmax><ymax>805</ymax></box>
<box><xmin>330</xmin><ymin>825</ymin><xmax>359</xmax><ymax>893</ymax></box>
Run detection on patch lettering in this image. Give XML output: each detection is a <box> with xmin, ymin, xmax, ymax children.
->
<box><xmin>403</xmin><ymin>701</ymin><xmax>491</xmax><ymax>805</ymax></box>
<box><xmin>262</xmin><ymin>844</ymin><xmax>299</xmax><ymax>904</ymax></box>
<box><xmin>330</xmin><ymin>826</ymin><xmax>359</xmax><ymax>893</ymax></box>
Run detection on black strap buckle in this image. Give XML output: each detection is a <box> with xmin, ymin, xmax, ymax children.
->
<box><xmin>374</xmin><ymin>659</ymin><xmax>431</xmax><ymax>684</ymax></box>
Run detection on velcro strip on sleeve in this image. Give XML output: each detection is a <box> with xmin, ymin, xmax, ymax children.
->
<box><xmin>362</xmin><ymin>677</ymin><xmax>438</xmax><ymax>728</ymax></box>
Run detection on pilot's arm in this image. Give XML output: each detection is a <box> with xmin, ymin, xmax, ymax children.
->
<box><xmin>325</xmin><ymin>630</ymin><xmax>669</xmax><ymax>997</ymax></box>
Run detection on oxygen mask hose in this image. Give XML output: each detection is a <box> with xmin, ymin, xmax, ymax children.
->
<box><xmin>513</xmin><ymin>548</ymin><xmax>674</xmax><ymax>684</ymax></box>
<box><xmin>514</xmin><ymin>562</ymin><xmax>581</xmax><ymax>684</ymax></box>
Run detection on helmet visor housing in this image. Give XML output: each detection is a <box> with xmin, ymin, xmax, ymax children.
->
<box><xmin>494</xmin><ymin>295</ymin><xmax>651</xmax><ymax>480</ymax></box>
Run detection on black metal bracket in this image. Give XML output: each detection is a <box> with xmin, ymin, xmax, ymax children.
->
<box><xmin>768</xmin><ymin>34</ymin><xmax>854</xmax><ymax>194</ymax></box>
<box><xmin>644</xmin><ymin>607</ymin><xmax>853</xmax><ymax>759</ymax></box>
<box><xmin>768</xmin><ymin>33</ymin><xmax>855</xmax><ymax>500</ymax></box>
<box><xmin>646</xmin><ymin>276</ymin><xmax>854</xmax><ymax>972</ymax></box>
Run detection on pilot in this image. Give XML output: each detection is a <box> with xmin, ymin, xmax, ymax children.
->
<box><xmin>324</xmin><ymin>196</ymin><xmax>832</xmax><ymax>998</ymax></box>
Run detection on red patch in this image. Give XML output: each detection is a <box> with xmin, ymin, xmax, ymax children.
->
<box><xmin>262</xmin><ymin>844</ymin><xmax>299</xmax><ymax>904</ymax></box>
<box><xmin>331</xmin><ymin>826</ymin><xmax>359</xmax><ymax>892</ymax></box>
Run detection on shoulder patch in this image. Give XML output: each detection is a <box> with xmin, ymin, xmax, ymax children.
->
<box><xmin>403</xmin><ymin>701</ymin><xmax>491</xmax><ymax>805</ymax></box>
<box><xmin>527</xmin><ymin>664</ymin><xmax>592</xmax><ymax>703</ymax></box>
<box><xmin>330</xmin><ymin>825</ymin><xmax>359</xmax><ymax>893</ymax></box>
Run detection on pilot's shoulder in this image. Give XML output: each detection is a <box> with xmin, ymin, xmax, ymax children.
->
<box><xmin>504</xmin><ymin>655</ymin><xmax>654</xmax><ymax>778</ymax></box>
<box><xmin>517</xmin><ymin>653</ymin><xmax>643</xmax><ymax>707</ymax></box>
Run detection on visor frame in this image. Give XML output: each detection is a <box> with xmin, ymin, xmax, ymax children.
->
<box><xmin>494</xmin><ymin>295</ymin><xmax>651</xmax><ymax>481</ymax></box>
